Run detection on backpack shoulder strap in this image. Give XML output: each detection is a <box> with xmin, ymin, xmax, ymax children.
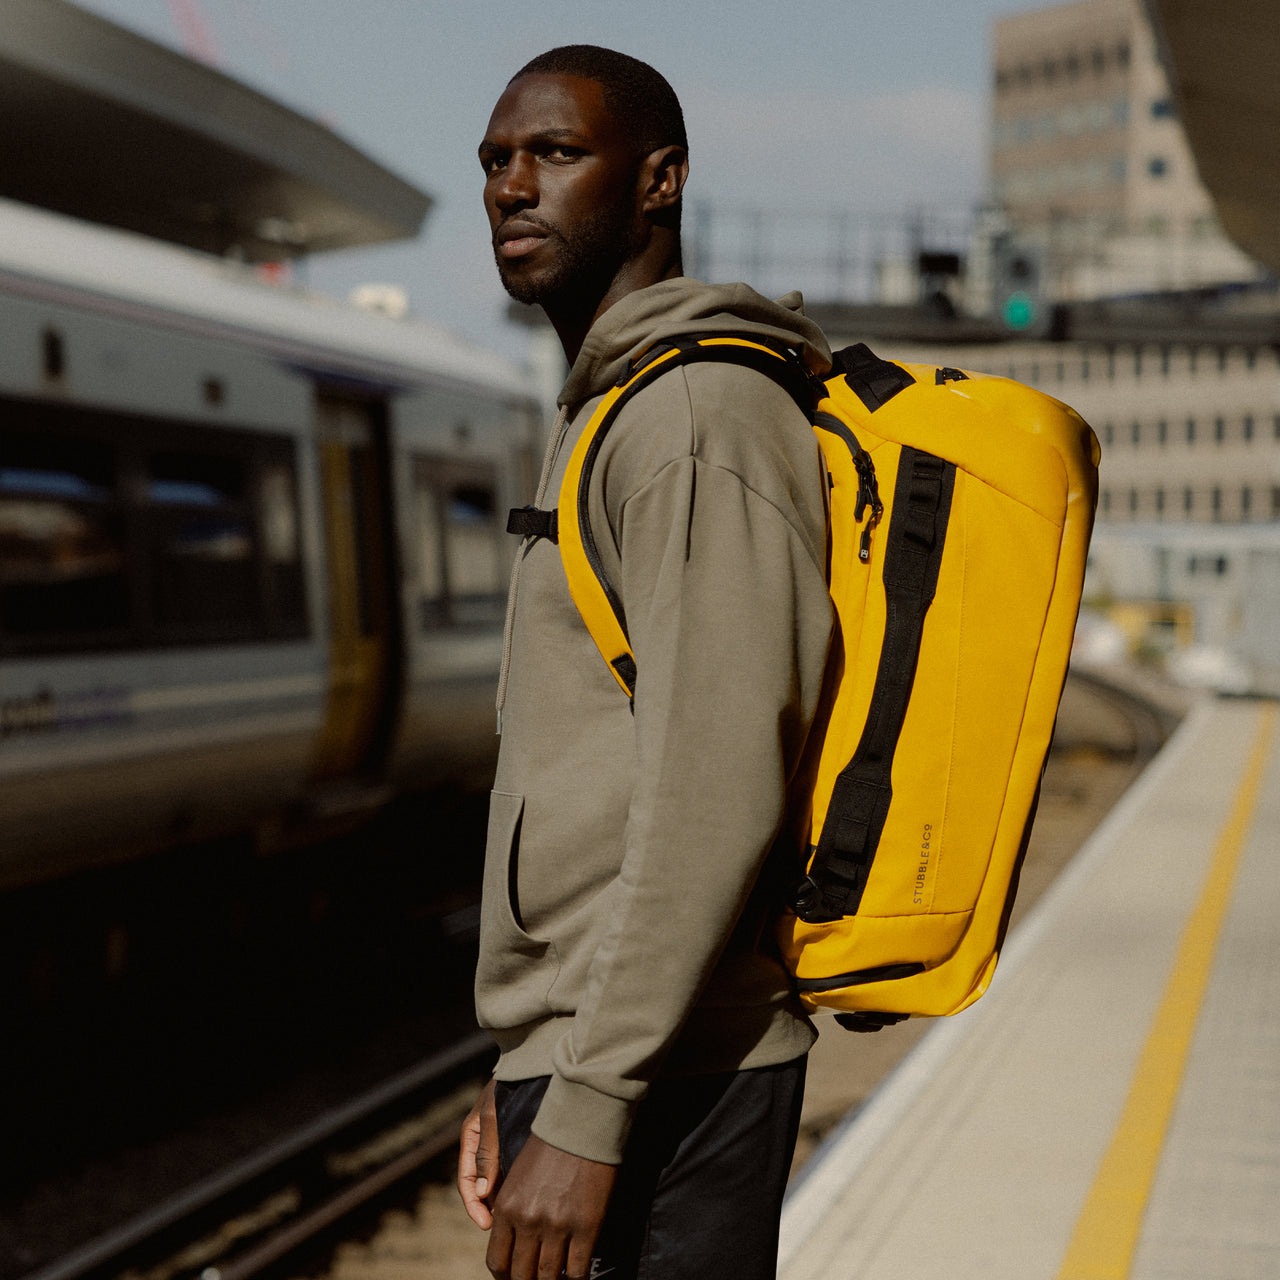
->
<box><xmin>558</xmin><ymin>335</ymin><xmax>817</xmax><ymax>700</ymax></box>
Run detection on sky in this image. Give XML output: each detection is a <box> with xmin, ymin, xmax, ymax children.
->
<box><xmin>74</xmin><ymin>0</ymin><xmax>1032</xmax><ymax>360</ymax></box>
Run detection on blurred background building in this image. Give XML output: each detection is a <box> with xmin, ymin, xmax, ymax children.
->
<box><xmin>686</xmin><ymin>0</ymin><xmax>1280</xmax><ymax>693</ymax></box>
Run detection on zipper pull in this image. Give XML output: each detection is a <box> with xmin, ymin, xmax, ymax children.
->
<box><xmin>854</xmin><ymin>450</ymin><xmax>883</xmax><ymax>562</ymax></box>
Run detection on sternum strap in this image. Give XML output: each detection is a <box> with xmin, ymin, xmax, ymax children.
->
<box><xmin>801</xmin><ymin>447</ymin><xmax>956</xmax><ymax>922</ymax></box>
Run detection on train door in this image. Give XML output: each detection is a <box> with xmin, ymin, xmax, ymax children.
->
<box><xmin>309</xmin><ymin>393</ymin><xmax>401</xmax><ymax>788</ymax></box>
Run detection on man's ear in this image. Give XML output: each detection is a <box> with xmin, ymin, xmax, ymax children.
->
<box><xmin>639</xmin><ymin>144</ymin><xmax>689</xmax><ymax>216</ymax></box>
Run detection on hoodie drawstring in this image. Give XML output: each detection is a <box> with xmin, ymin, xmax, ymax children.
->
<box><xmin>495</xmin><ymin>403</ymin><xmax>571</xmax><ymax>733</ymax></box>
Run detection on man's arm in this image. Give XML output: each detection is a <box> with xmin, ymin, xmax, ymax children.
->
<box><xmin>531</xmin><ymin>371</ymin><xmax>832</xmax><ymax>1162</ymax></box>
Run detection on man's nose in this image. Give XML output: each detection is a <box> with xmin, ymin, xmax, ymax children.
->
<box><xmin>494</xmin><ymin>153</ymin><xmax>537</xmax><ymax>211</ymax></box>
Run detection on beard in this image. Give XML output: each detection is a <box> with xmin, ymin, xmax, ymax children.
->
<box><xmin>493</xmin><ymin>192</ymin><xmax>640</xmax><ymax>309</ymax></box>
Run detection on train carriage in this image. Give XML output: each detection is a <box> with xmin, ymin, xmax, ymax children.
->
<box><xmin>0</xmin><ymin>196</ymin><xmax>539</xmax><ymax>890</ymax></box>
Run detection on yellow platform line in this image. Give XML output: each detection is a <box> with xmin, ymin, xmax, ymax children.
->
<box><xmin>1056</xmin><ymin>701</ymin><xmax>1278</xmax><ymax>1280</ymax></box>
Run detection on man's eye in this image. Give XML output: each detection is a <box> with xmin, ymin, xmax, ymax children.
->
<box><xmin>480</xmin><ymin>153</ymin><xmax>506</xmax><ymax>174</ymax></box>
<box><xmin>545</xmin><ymin>146</ymin><xmax>582</xmax><ymax>162</ymax></box>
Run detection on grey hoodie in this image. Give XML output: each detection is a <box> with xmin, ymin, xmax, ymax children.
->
<box><xmin>476</xmin><ymin>278</ymin><xmax>834</xmax><ymax>1165</ymax></box>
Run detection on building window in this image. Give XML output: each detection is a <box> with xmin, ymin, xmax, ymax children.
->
<box><xmin>1184</xmin><ymin>487</ymin><xmax>1194</xmax><ymax>514</ymax></box>
<box><xmin>1103</xmin><ymin>422</ymin><xmax>1115</xmax><ymax>446</ymax></box>
<box><xmin>1131</xmin><ymin>421</ymin><xmax>1141</xmax><ymax>445</ymax></box>
<box><xmin>1242</xmin><ymin>487</ymin><xmax>1253</xmax><ymax>519</ymax></box>
<box><xmin>1273</xmin><ymin>486</ymin><xmax>1280</xmax><ymax>517</ymax></box>
<box><xmin>1155</xmin><ymin>488</ymin><xmax>1165</xmax><ymax>518</ymax></box>
<box><xmin>1211</xmin><ymin>487</ymin><xmax>1223</xmax><ymax>521</ymax></box>
<box><xmin>1186</xmin><ymin>418</ymin><xmax>1196</xmax><ymax>444</ymax></box>
<box><xmin>1091</xmin><ymin>46</ymin><xmax>1106</xmax><ymax>73</ymax></box>
<box><xmin>1101</xmin><ymin>489</ymin><xmax>1112</xmax><ymax>516</ymax></box>
<box><xmin>1157</xmin><ymin>419</ymin><xmax>1168</xmax><ymax>445</ymax></box>
<box><xmin>1148</xmin><ymin>156</ymin><xmax>1168</xmax><ymax>178</ymax></box>
<box><xmin>1128</xmin><ymin>488</ymin><xmax>1139</xmax><ymax>516</ymax></box>
<box><xmin>1151</xmin><ymin>98</ymin><xmax>1175</xmax><ymax>119</ymax></box>
<box><xmin>1081</xmin><ymin>357</ymin><xmax>1091</xmax><ymax>381</ymax></box>
<box><xmin>1214</xmin><ymin>416</ymin><xmax>1225</xmax><ymax>443</ymax></box>
<box><xmin>1160</xmin><ymin>346</ymin><xmax>1171</xmax><ymax>376</ymax></box>
<box><xmin>1243</xmin><ymin>415</ymin><xmax>1254</xmax><ymax>442</ymax></box>
<box><xmin>1116</xmin><ymin>40</ymin><xmax>1130</xmax><ymax>67</ymax></box>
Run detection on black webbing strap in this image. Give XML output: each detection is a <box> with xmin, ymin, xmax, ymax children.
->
<box><xmin>796</xmin><ymin>447</ymin><xmax>956</xmax><ymax>923</ymax></box>
<box><xmin>832</xmin><ymin>343</ymin><xmax>916</xmax><ymax>411</ymax></box>
<box><xmin>506</xmin><ymin>505</ymin><xmax>558</xmax><ymax>542</ymax></box>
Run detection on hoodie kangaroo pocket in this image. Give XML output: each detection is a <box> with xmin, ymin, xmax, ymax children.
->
<box><xmin>478</xmin><ymin>790</ymin><xmax>553</xmax><ymax>960</ymax></box>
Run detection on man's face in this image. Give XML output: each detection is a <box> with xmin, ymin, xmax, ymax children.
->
<box><xmin>479</xmin><ymin>73</ymin><xmax>643</xmax><ymax>308</ymax></box>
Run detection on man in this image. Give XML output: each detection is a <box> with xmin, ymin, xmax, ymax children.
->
<box><xmin>458</xmin><ymin>45</ymin><xmax>833</xmax><ymax>1280</ymax></box>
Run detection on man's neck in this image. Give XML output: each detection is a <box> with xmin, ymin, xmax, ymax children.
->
<box><xmin>547</xmin><ymin>257</ymin><xmax>684</xmax><ymax>366</ymax></box>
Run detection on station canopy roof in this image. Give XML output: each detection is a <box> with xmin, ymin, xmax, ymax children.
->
<box><xmin>1147</xmin><ymin>0</ymin><xmax>1280</xmax><ymax>276</ymax></box>
<box><xmin>0</xmin><ymin>0</ymin><xmax>431</xmax><ymax>261</ymax></box>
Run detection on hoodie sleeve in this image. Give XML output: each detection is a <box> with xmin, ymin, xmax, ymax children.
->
<box><xmin>529</xmin><ymin>365</ymin><xmax>833</xmax><ymax>1163</ymax></box>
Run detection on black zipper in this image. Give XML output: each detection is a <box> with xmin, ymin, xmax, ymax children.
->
<box><xmin>815</xmin><ymin>411</ymin><xmax>883</xmax><ymax>563</ymax></box>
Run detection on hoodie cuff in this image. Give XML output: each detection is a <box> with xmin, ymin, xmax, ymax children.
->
<box><xmin>529</xmin><ymin>1073</ymin><xmax>637</xmax><ymax>1166</ymax></box>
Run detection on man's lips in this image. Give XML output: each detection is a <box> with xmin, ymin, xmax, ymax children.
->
<box><xmin>496</xmin><ymin>220</ymin><xmax>550</xmax><ymax>260</ymax></box>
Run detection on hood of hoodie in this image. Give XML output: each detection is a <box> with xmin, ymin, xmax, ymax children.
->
<box><xmin>557</xmin><ymin>277</ymin><xmax>832</xmax><ymax>411</ymax></box>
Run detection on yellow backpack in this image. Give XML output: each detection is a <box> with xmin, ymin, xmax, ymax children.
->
<box><xmin>523</xmin><ymin>336</ymin><xmax>1099</xmax><ymax>1031</ymax></box>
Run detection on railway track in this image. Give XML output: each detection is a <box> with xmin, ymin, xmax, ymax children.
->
<box><xmin>23</xmin><ymin>1036</ymin><xmax>494</xmax><ymax>1280</ymax></box>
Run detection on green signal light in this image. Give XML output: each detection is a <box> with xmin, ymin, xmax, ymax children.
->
<box><xmin>1003</xmin><ymin>291</ymin><xmax>1037</xmax><ymax>330</ymax></box>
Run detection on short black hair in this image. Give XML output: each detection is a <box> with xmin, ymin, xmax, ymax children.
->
<box><xmin>511</xmin><ymin>45</ymin><xmax>687</xmax><ymax>158</ymax></box>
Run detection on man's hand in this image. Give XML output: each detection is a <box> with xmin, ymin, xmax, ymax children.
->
<box><xmin>458</xmin><ymin>1078</ymin><xmax>501</xmax><ymax>1228</ymax></box>
<box><xmin>485</xmin><ymin>1134</ymin><xmax>618</xmax><ymax>1280</ymax></box>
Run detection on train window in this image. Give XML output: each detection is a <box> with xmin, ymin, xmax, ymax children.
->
<box><xmin>147</xmin><ymin>450</ymin><xmax>244</xmax><ymax>506</ymax></box>
<box><xmin>413</xmin><ymin>456</ymin><xmax>504</xmax><ymax>629</ymax></box>
<box><xmin>145</xmin><ymin>448</ymin><xmax>259</xmax><ymax>639</ymax></box>
<box><xmin>0</xmin><ymin>395</ymin><xmax>307</xmax><ymax>653</ymax></box>
<box><xmin>0</xmin><ymin>429</ymin><xmax>129</xmax><ymax>641</ymax></box>
<box><xmin>1</xmin><ymin>431</ymin><xmax>115</xmax><ymax>501</ymax></box>
<box><xmin>258</xmin><ymin>460</ymin><xmax>306</xmax><ymax>632</ymax></box>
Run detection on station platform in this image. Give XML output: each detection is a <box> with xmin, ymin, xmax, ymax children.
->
<box><xmin>779</xmin><ymin>695</ymin><xmax>1279</xmax><ymax>1280</ymax></box>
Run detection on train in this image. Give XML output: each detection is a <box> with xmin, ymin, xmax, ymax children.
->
<box><xmin>0</xmin><ymin>195</ymin><xmax>541</xmax><ymax>893</ymax></box>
